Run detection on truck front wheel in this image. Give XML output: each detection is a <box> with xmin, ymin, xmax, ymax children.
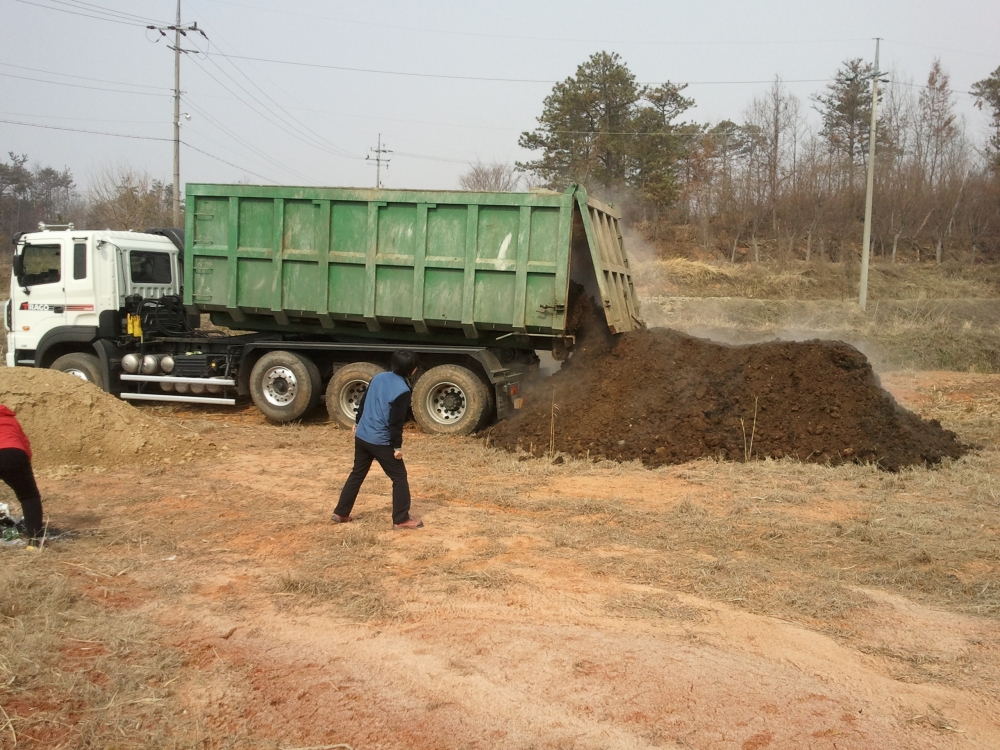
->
<box><xmin>326</xmin><ymin>362</ymin><xmax>385</xmax><ymax>429</ymax></box>
<box><xmin>51</xmin><ymin>352</ymin><xmax>105</xmax><ymax>390</ymax></box>
<box><xmin>249</xmin><ymin>351</ymin><xmax>321</xmax><ymax>422</ymax></box>
<box><xmin>412</xmin><ymin>364</ymin><xmax>489</xmax><ymax>436</ymax></box>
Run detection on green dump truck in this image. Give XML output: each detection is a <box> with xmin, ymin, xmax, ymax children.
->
<box><xmin>6</xmin><ymin>183</ymin><xmax>641</xmax><ymax>435</ymax></box>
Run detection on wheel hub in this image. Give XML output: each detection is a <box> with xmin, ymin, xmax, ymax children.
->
<box><xmin>339</xmin><ymin>380</ymin><xmax>370</xmax><ymax>418</ymax></box>
<box><xmin>427</xmin><ymin>382</ymin><xmax>467</xmax><ymax>424</ymax></box>
<box><xmin>63</xmin><ymin>368</ymin><xmax>89</xmax><ymax>381</ymax></box>
<box><xmin>262</xmin><ymin>366</ymin><xmax>298</xmax><ymax>406</ymax></box>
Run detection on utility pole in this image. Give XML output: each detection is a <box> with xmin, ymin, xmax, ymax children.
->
<box><xmin>367</xmin><ymin>134</ymin><xmax>392</xmax><ymax>188</ymax></box>
<box><xmin>859</xmin><ymin>38</ymin><xmax>884</xmax><ymax>310</ymax></box>
<box><xmin>147</xmin><ymin>3</ymin><xmax>204</xmax><ymax>226</ymax></box>
<box><xmin>172</xmin><ymin>0</ymin><xmax>181</xmax><ymax>226</ymax></box>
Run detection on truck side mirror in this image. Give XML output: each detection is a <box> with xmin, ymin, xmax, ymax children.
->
<box><xmin>11</xmin><ymin>254</ymin><xmax>23</xmax><ymax>279</ymax></box>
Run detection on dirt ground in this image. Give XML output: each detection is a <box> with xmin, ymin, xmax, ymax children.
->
<box><xmin>2</xmin><ymin>370</ymin><xmax>1000</xmax><ymax>749</ymax></box>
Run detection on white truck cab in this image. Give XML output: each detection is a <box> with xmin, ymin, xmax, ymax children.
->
<box><xmin>5</xmin><ymin>225</ymin><xmax>181</xmax><ymax>385</ymax></box>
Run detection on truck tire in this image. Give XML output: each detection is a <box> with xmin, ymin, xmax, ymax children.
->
<box><xmin>412</xmin><ymin>364</ymin><xmax>489</xmax><ymax>436</ymax></box>
<box><xmin>250</xmin><ymin>350</ymin><xmax>320</xmax><ymax>422</ymax></box>
<box><xmin>326</xmin><ymin>362</ymin><xmax>385</xmax><ymax>429</ymax></box>
<box><xmin>51</xmin><ymin>352</ymin><xmax>105</xmax><ymax>390</ymax></box>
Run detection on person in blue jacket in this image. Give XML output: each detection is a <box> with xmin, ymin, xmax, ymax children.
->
<box><xmin>331</xmin><ymin>351</ymin><xmax>423</xmax><ymax>529</ymax></box>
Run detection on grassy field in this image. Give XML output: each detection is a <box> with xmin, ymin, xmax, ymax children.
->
<box><xmin>630</xmin><ymin>257</ymin><xmax>1000</xmax><ymax>373</ymax></box>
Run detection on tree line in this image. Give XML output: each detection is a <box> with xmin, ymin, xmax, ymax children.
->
<box><xmin>0</xmin><ymin>158</ymin><xmax>174</xmax><ymax>243</ymax></box>
<box><xmin>512</xmin><ymin>52</ymin><xmax>1000</xmax><ymax>264</ymax></box>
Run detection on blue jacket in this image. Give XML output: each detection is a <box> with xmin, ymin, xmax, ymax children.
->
<box><xmin>355</xmin><ymin>372</ymin><xmax>411</xmax><ymax>448</ymax></box>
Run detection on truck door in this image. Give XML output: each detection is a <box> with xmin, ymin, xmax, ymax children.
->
<box><xmin>10</xmin><ymin>240</ymin><xmax>67</xmax><ymax>361</ymax></box>
<box><xmin>64</xmin><ymin>238</ymin><xmax>98</xmax><ymax>326</ymax></box>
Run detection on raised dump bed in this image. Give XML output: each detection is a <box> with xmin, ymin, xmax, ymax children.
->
<box><xmin>183</xmin><ymin>183</ymin><xmax>641</xmax><ymax>351</ymax></box>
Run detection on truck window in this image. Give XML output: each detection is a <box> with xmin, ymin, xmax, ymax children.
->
<box><xmin>130</xmin><ymin>250</ymin><xmax>171</xmax><ymax>284</ymax></box>
<box><xmin>20</xmin><ymin>244</ymin><xmax>61</xmax><ymax>286</ymax></box>
<box><xmin>73</xmin><ymin>243</ymin><xmax>87</xmax><ymax>280</ymax></box>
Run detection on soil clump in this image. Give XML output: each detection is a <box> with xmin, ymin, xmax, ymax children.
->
<box><xmin>0</xmin><ymin>367</ymin><xmax>195</xmax><ymax>469</ymax></box>
<box><xmin>490</xmin><ymin>329</ymin><xmax>966</xmax><ymax>470</ymax></box>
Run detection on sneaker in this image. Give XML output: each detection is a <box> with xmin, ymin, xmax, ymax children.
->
<box><xmin>330</xmin><ymin>513</ymin><xmax>352</xmax><ymax>524</ymax></box>
<box><xmin>393</xmin><ymin>516</ymin><xmax>424</xmax><ymax>530</ymax></box>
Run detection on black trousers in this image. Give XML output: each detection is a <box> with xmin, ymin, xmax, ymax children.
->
<box><xmin>0</xmin><ymin>448</ymin><xmax>43</xmax><ymax>539</ymax></box>
<box><xmin>335</xmin><ymin>438</ymin><xmax>411</xmax><ymax>525</ymax></box>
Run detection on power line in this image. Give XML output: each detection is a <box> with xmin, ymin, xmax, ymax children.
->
<box><xmin>49</xmin><ymin>0</ymin><xmax>167</xmax><ymax>24</ymax></box>
<box><xmin>0</xmin><ymin>61</ymin><xmax>170</xmax><ymax>90</ymax></box>
<box><xmin>196</xmin><ymin>0</ymin><xmax>867</xmax><ymax>49</ymax></box>
<box><xmin>187</xmin><ymin>39</ymin><xmax>360</xmax><ymax>160</ymax></box>
<box><xmin>0</xmin><ymin>111</ymin><xmax>167</xmax><ymax>124</ymax></box>
<box><xmin>188</xmin><ymin>53</ymin><xmax>361</xmax><ymax>161</ymax></box>
<box><xmin>181</xmin><ymin>98</ymin><xmax>317</xmax><ymax>184</ymax></box>
<box><xmin>202</xmin><ymin>52</ymin><xmax>837</xmax><ymax>87</ymax></box>
<box><xmin>181</xmin><ymin>139</ymin><xmax>275</xmax><ymax>182</ymax></box>
<box><xmin>0</xmin><ymin>118</ymin><xmax>172</xmax><ymax>141</ymax></box>
<box><xmin>394</xmin><ymin>151</ymin><xmax>479</xmax><ymax>165</ymax></box>
<box><xmin>888</xmin><ymin>79</ymin><xmax>974</xmax><ymax>97</ymax></box>
<box><xmin>0</xmin><ymin>117</ymin><xmax>281</xmax><ymax>181</ymax></box>
<box><xmin>14</xmin><ymin>0</ymin><xmax>152</xmax><ymax>26</ymax></box>
<box><xmin>0</xmin><ymin>71</ymin><xmax>172</xmax><ymax>96</ymax></box>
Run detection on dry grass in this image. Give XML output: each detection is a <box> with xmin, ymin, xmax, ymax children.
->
<box><xmin>272</xmin><ymin>524</ymin><xmax>396</xmax><ymax>620</ymax></box>
<box><xmin>632</xmin><ymin>257</ymin><xmax>1000</xmax><ymax>301</ymax></box>
<box><xmin>0</xmin><ymin>544</ymin><xmax>197</xmax><ymax>748</ymax></box>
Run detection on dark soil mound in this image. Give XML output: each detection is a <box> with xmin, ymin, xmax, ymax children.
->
<box><xmin>489</xmin><ymin>329</ymin><xmax>966</xmax><ymax>471</ymax></box>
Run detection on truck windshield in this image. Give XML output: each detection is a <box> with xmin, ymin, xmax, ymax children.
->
<box><xmin>130</xmin><ymin>250</ymin><xmax>171</xmax><ymax>284</ymax></box>
<box><xmin>20</xmin><ymin>244</ymin><xmax>61</xmax><ymax>286</ymax></box>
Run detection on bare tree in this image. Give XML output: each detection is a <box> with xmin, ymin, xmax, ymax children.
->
<box><xmin>88</xmin><ymin>163</ymin><xmax>175</xmax><ymax>230</ymax></box>
<box><xmin>459</xmin><ymin>161</ymin><xmax>522</xmax><ymax>192</ymax></box>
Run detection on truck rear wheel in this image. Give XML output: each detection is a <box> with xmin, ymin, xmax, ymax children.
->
<box><xmin>412</xmin><ymin>364</ymin><xmax>489</xmax><ymax>436</ymax></box>
<box><xmin>326</xmin><ymin>362</ymin><xmax>385</xmax><ymax>429</ymax></box>
<box><xmin>51</xmin><ymin>352</ymin><xmax>105</xmax><ymax>390</ymax></box>
<box><xmin>249</xmin><ymin>351</ymin><xmax>320</xmax><ymax>422</ymax></box>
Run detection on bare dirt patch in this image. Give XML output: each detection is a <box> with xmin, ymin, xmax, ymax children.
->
<box><xmin>1</xmin><ymin>372</ymin><xmax>998</xmax><ymax>749</ymax></box>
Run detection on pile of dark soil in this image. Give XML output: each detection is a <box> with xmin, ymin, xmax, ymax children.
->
<box><xmin>489</xmin><ymin>329</ymin><xmax>966</xmax><ymax>470</ymax></box>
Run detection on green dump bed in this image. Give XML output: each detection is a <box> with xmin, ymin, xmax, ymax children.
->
<box><xmin>183</xmin><ymin>183</ymin><xmax>641</xmax><ymax>349</ymax></box>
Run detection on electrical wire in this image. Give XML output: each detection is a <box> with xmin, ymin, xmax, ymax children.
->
<box><xmin>0</xmin><ymin>61</ymin><xmax>170</xmax><ymax>90</ymax></box>
<box><xmin>187</xmin><ymin>53</ymin><xmax>363</xmax><ymax>161</ymax></box>
<box><xmin>0</xmin><ymin>118</ymin><xmax>278</xmax><ymax>180</ymax></box>
<box><xmin>181</xmin><ymin>98</ymin><xmax>316</xmax><ymax>183</ymax></box>
<box><xmin>0</xmin><ymin>111</ymin><xmax>166</xmax><ymax>124</ymax></box>
<box><xmin>0</xmin><ymin>71</ymin><xmax>171</xmax><ymax>96</ymax></box>
<box><xmin>180</xmin><ymin>140</ymin><xmax>275</xmax><ymax>182</ymax></box>
<box><xmin>180</xmin><ymin>130</ymin><xmax>282</xmax><ymax>183</ymax></box>
<box><xmin>180</xmin><ymin>5</ymin><xmax>361</xmax><ymax>161</ymax></box>
<box><xmin>0</xmin><ymin>118</ymin><xmax>173</xmax><ymax>141</ymax></box>
<box><xmin>185</xmin><ymin>38</ymin><xmax>360</xmax><ymax>160</ymax></box>
<box><xmin>194</xmin><ymin>0</ymin><xmax>868</xmax><ymax>49</ymax></box>
<box><xmin>48</xmin><ymin>0</ymin><xmax>167</xmax><ymax>24</ymax></box>
<box><xmin>202</xmin><ymin>52</ymin><xmax>838</xmax><ymax>87</ymax></box>
<box><xmin>14</xmin><ymin>0</ymin><xmax>151</xmax><ymax>26</ymax></box>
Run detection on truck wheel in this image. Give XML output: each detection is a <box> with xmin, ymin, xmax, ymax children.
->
<box><xmin>412</xmin><ymin>364</ymin><xmax>489</xmax><ymax>436</ymax></box>
<box><xmin>326</xmin><ymin>362</ymin><xmax>385</xmax><ymax>429</ymax></box>
<box><xmin>249</xmin><ymin>351</ymin><xmax>320</xmax><ymax>422</ymax></box>
<box><xmin>51</xmin><ymin>352</ymin><xmax>105</xmax><ymax>390</ymax></box>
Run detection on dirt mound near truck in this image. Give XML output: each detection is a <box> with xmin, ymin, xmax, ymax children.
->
<box><xmin>489</xmin><ymin>329</ymin><xmax>966</xmax><ymax>471</ymax></box>
<box><xmin>0</xmin><ymin>368</ymin><xmax>196</xmax><ymax>470</ymax></box>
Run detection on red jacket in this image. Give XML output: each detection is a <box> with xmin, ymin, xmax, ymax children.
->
<box><xmin>0</xmin><ymin>405</ymin><xmax>32</xmax><ymax>459</ymax></box>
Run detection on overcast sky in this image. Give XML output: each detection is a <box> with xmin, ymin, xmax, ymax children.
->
<box><xmin>3</xmin><ymin>0</ymin><xmax>998</xmax><ymax>194</ymax></box>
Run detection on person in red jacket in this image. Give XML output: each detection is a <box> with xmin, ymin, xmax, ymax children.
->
<box><xmin>0</xmin><ymin>405</ymin><xmax>44</xmax><ymax>548</ymax></box>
